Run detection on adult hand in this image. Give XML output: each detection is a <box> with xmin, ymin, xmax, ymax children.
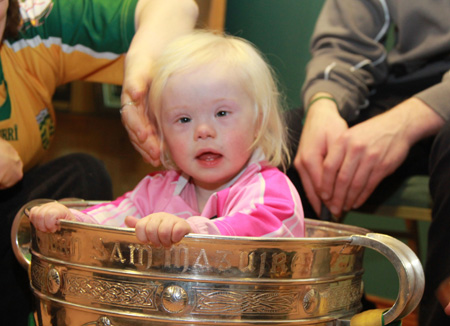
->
<box><xmin>294</xmin><ymin>95</ymin><xmax>348</xmax><ymax>216</ymax></box>
<box><xmin>120</xmin><ymin>100</ymin><xmax>161</xmax><ymax>166</ymax></box>
<box><xmin>120</xmin><ymin>0</ymin><xmax>198</xmax><ymax>166</ymax></box>
<box><xmin>319</xmin><ymin>109</ymin><xmax>411</xmax><ymax>217</ymax></box>
<box><xmin>322</xmin><ymin>98</ymin><xmax>444</xmax><ymax>217</ymax></box>
<box><xmin>297</xmin><ymin>97</ymin><xmax>444</xmax><ymax>218</ymax></box>
<box><xmin>0</xmin><ymin>138</ymin><xmax>23</xmax><ymax>189</ymax></box>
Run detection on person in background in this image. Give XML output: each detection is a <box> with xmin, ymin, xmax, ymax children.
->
<box><xmin>283</xmin><ymin>1</ymin><xmax>450</xmax><ymax>325</ymax></box>
<box><xmin>29</xmin><ymin>30</ymin><xmax>305</xmax><ymax>247</ymax></box>
<box><xmin>1</xmin><ymin>0</ymin><xmax>198</xmax><ymax>324</ymax></box>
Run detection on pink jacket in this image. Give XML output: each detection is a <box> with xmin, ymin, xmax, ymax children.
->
<box><xmin>72</xmin><ymin>153</ymin><xmax>305</xmax><ymax>238</ymax></box>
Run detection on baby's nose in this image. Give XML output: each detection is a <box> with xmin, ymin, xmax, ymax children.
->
<box><xmin>195</xmin><ymin>123</ymin><xmax>216</xmax><ymax>140</ymax></box>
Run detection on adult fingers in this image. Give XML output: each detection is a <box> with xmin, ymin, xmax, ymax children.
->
<box><xmin>120</xmin><ymin>103</ymin><xmax>161</xmax><ymax>166</ymax></box>
<box><xmin>298</xmin><ymin>165</ymin><xmax>323</xmax><ymax>216</ymax></box>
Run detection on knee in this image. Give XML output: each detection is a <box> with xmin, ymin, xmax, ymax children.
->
<box><xmin>430</xmin><ymin>121</ymin><xmax>450</xmax><ymax>170</ymax></box>
<box><xmin>429</xmin><ymin>120</ymin><xmax>450</xmax><ymax>198</ymax></box>
<box><xmin>61</xmin><ymin>153</ymin><xmax>113</xmax><ymax>200</ymax></box>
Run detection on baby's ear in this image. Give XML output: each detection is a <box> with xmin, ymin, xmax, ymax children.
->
<box><xmin>124</xmin><ymin>216</ymin><xmax>139</xmax><ymax>228</ymax></box>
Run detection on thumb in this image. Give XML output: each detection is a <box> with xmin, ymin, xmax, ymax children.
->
<box><xmin>125</xmin><ymin>215</ymin><xmax>139</xmax><ymax>228</ymax></box>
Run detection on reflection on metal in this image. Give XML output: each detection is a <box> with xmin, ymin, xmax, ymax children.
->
<box><xmin>46</xmin><ymin>267</ymin><xmax>61</xmax><ymax>294</ymax></box>
<box><xmin>12</xmin><ymin>199</ymin><xmax>425</xmax><ymax>326</ymax></box>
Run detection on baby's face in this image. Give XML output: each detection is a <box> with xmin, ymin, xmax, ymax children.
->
<box><xmin>160</xmin><ymin>64</ymin><xmax>259</xmax><ymax>191</ymax></box>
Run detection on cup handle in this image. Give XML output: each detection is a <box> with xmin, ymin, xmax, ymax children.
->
<box><xmin>10</xmin><ymin>199</ymin><xmax>51</xmax><ymax>270</ymax></box>
<box><xmin>10</xmin><ymin>198</ymin><xmax>99</xmax><ymax>270</ymax></box>
<box><xmin>342</xmin><ymin>233</ymin><xmax>425</xmax><ymax>325</ymax></box>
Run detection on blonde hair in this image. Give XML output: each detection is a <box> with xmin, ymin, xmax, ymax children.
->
<box><xmin>149</xmin><ymin>30</ymin><xmax>290</xmax><ymax>171</ymax></box>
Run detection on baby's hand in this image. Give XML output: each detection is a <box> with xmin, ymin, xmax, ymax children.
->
<box><xmin>125</xmin><ymin>213</ymin><xmax>191</xmax><ymax>247</ymax></box>
<box><xmin>29</xmin><ymin>202</ymin><xmax>76</xmax><ymax>232</ymax></box>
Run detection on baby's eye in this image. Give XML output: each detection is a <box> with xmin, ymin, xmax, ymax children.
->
<box><xmin>216</xmin><ymin>110</ymin><xmax>228</xmax><ymax>117</ymax></box>
<box><xmin>178</xmin><ymin>117</ymin><xmax>191</xmax><ymax>123</ymax></box>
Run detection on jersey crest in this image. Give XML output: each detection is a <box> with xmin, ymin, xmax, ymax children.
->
<box><xmin>19</xmin><ymin>0</ymin><xmax>54</xmax><ymax>28</ymax></box>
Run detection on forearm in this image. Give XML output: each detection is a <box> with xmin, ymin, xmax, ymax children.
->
<box><xmin>186</xmin><ymin>216</ymin><xmax>221</xmax><ymax>235</ymax></box>
<box><xmin>131</xmin><ymin>0</ymin><xmax>198</xmax><ymax>60</ymax></box>
<box><xmin>70</xmin><ymin>209</ymin><xmax>100</xmax><ymax>225</ymax></box>
<box><xmin>391</xmin><ymin>98</ymin><xmax>445</xmax><ymax>146</ymax></box>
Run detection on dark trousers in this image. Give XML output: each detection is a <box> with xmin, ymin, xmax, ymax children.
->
<box><xmin>286</xmin><ymin>80</ymin><xmax>450</xmax><ymax>324</ymax></box>
<box><xmin>420</xmin><ymin>121</ymin><xmax>450</xmax><ymax>325</ymax></box>
<box><xmin>0</xmin><ymin>153</ymin><xmax>113</xmax><ymax>326</ymax></box>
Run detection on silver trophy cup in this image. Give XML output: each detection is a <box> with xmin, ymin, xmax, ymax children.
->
<box><xmin>12</xmin><ymin>200</ymin><xmax>424</xmax><ymax>325</ymax></box>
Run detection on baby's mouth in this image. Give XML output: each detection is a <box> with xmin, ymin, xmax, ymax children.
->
<box><xmin>196</xmin><ymin>152</ymin><xmax>222</xmax><ymax>161</ymax></box>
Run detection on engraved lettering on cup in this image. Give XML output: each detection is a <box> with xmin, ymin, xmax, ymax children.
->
<box><xmin>72</xmin><ymin>237</ymin><xmax>80</xmax><ymax>260</ymax></box>
<box><xmin>216</xmin><ymin>250</ymin><xmax>232</xmax><ymax>271</ymax></box>
<box><xmin>164</xmin><ymin>246</ymin><xmax>189</xmax><ymax>272</ymax></box>
<box><xmin>92</xmin><ymin>237</ymin><xmax>108</xmax><ymax>261</ymax></box>
<box><xmin>270</xmin><ymin>252</ymin><xmax>288</xmax><ymax>275</ymax></box>
<box><xmin>239</xmin><ymin>251</ymin><xmax>256</xmax><ymax>273</ymax></box>
<box><xmin>110</xmin><ymin>242</ymin><xmax>125</xmax><ymax>264</ymax></box>
<box><xmin>291</xmin><ymin>252</ymin><xmax>313</xmax><ymax>277</ymax></box>
<box><xmin>47</xmin><ymin>233</ymin><xmax>80</xmax><ymax>259</ymax></box>
<box><xmin>129</xmin><ymin>244</ymin><xmax>137</xmax><ymax>265</ymax></box>
<box><xmin>138</xmin><ymin>244</ymin><xmax>153</xmax><ymax>269</ymax></box>
<box><xmin>48</xmin><ymin>233</ymin><xmax>60</xmax><ymax>254</ymax></box>
<box><xmin>129</xmin><ymin>244</ymin><xmax>153</xmax><ymax>269</ymax></box>
<box><xmin>193</xmin><ymin>249</ymin><xmax>211</xmax><ymax>271</ymax></box>
<box><xmin>259</xmin><ymin>252</ymin><xmax>267</xmax><ymax>278</ymax></box>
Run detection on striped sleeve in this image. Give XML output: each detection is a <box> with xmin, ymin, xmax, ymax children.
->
<box><xmin>76</xmin><ymin>171</ymin><xmax>178</xmax><ymax>227</ymax></box>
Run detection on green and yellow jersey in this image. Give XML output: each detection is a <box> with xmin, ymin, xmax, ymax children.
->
<box><xmin>1</xmin><ymin>0</ymin><xmax>138</xmax><ymax>170</ymax></box>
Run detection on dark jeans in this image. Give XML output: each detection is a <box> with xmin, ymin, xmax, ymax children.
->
<box><xmin>0</xmin><ymin>153</ymin><xmax>113</xmax><ymax>326</ymax></box>
<box><xmin>420</xmin><ymin>121</ymin><xmax>450</xmax><ymax>325</ymax></box>
<box><xmin>286</xmin><ymin>80</ymin><xmax>450</xmax><ymax>324</ymax></box>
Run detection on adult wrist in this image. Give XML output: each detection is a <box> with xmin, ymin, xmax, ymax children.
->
<box><xmin>307</xmin><ymin>95</ymin><xmax>338</xmax><ymax>111</ymax></box>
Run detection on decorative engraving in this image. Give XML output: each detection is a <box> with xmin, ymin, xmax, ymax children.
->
<box><xmin>303</xmin><ymin>289</ymin><xmax>320</xmax><ymax>315</ymax></box>
<box><xmin>63</xmin><ymin>273</ymin><xmax>158</xmax><ymax>309</ymax></box>
<box><xmin>193</xmin><ymin>288</ymin><xmax>300</xmax><ymax>314</ymax></box>
<box><xmin>47</xmin><ymin>267</ymin><xmax>61</xmax><ymax>294</ymax></box>
<box><xmin>322</xmin><ymin>279</ymin><xmax>362</xmax><ymax>312</ymax></box>
<box><xmin>30</xmin><ymin>261</ymin><xmax>47</xmax><ymax>291</ymax></box>
<box><xmin>81</xmin><ymin>316</ymin><xmax>114</xmax><ymax>326</ymax></box>
<box><xmin>161</xmin><ymin>285</ymin><xmax>188</xmax><ymax>313</ymax></box>
<box><xmin>97</xmin><ymin>316</ymin><xmax>113</xmax><ymax>326</ymax></box>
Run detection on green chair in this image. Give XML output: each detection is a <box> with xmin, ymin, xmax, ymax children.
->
<box><xmin>345</xmin><ymin>175</ymin><xmax>432</xmax><ymax>258</ymax></box>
